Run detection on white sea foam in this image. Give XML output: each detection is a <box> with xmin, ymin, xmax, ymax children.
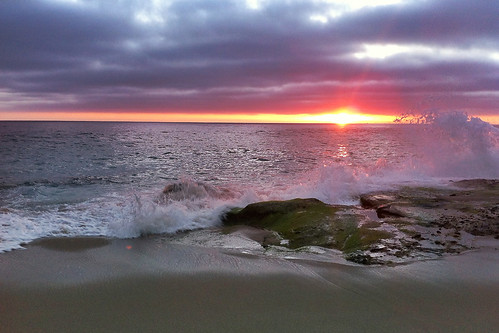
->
<box><xmin>108</xmin><ymin>194</ymin><xmax>224</xmax><ymax>237</ymax></box>
<box><xmin>0</xmin><ymin>212</ymin><xmax>43</xmax><ymax>252</ymax></box>
<box><xmin>107</xmin><ymin>180</ymin><xmax>261</xmax><ymax>239</ymax></box>
<box><xmin>0</xmin><ymin>199</ymin><xmax>111</xmax><ymax>252</ymax></box>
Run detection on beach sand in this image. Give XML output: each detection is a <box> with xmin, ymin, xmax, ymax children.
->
<box><xmin>1</xmin><ymin>236</ymin><xmax>498</xmax><ymax>332</ymax></box>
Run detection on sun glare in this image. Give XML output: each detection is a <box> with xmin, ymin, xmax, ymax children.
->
<box><xmin>329</xmin><ymin>112</ymin><xmax>362</xmax><ymax>125</ymax></box>
<box><xmin>299</xmin><ymin>110</ymin><xmax>388</xmax><ymax>125</ymax></box>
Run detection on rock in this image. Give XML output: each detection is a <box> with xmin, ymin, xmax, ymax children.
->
<box><xmin>160</xmin><ymin>181</ymin><xmax>233</xmax><ymax>202</ymax></box>
<box><xmin>0</xmin><ymin>208</ymin><xmax>12</xmax><ymax>214</ymax></box>
<box><xmin>359</xmin><ymin>194</ymin><xmax>398</xmax><ymax>209</ymax></box>
<box><xmin>222</xmin><ymin>198</ymin><xmax>392</xmax><ymax>254</ymax></box>
<box><xmin>376</xmin><ymin>203</ymin><xmax>410</xmax><ymax>218</ymax></box>
<box><xmin>222</xmin><ymin>198</ymin><xmax>339</xmax><ymax>249</ymax></box>
<box><xmin>223</xmin><ymin>198</ymin><xmax>327</xmax><ymax>226</ymax></box>
<box><xmin>344</xmin><ymin>251</ymin><xmax>383</xmax><ymax>265</ymax></box>
<box><xmin>220</xmin><ymin>179</ymin><xmax>498</xmax><ymax>265</ymax></box>
<box><xmin>452</xmin><ymin>179</ymin><xmax>499</xmax><ymax>189</ymax></box>
<box><xmin>367</xmin><ymin>181</ymin><xmax>498</xmax><ymax>237</ymax></box>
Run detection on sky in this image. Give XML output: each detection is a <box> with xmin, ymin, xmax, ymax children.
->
<box><xmin>0</xmin><ymin>0</ymin><xmax>498</xmax><ymax>123</ymax></box>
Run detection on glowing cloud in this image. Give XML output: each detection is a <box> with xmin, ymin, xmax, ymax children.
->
<box><xmin>354</xmin><ymin>44</ymin><xmax>499</xmax><ymax>63</ymax></box>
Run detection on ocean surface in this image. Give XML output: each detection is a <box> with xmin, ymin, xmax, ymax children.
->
<box><xmin>1</xmin><ymin>113</ymin><xmax>498</xmax><ymax>253</ymax></box>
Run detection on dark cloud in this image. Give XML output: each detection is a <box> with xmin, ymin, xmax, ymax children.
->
<box><xmin>0</xmin><ymin>0</ymin><xmax>498</xmax><ymax>117</ymax></box>
<box><xmin>339</xmin><ymin>0</ymin><xmax>499</xmax><ymax>46</ymax></box>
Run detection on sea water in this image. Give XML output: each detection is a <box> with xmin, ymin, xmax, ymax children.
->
<box><xmin>1</xmin><ymin>112</ymin><xmax>498</xmax><ymax>252</ymax></box>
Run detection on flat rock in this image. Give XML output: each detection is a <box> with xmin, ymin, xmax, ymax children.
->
<box><xmin>219</xmin><ymin>179</ymin><xmax>498</xmax><ymax>265</ymax></box>
<box><xmin>451</xmin><ymin>179</ymin><xmax>499</xmax><ymax>189</ymax></box>
<box><xmin>376</xmin><ymin>203</ymin><xmax>411</xmax><ymax>218</ymax></box>
<box><xmin>360</xmin><ymin>194</ymin><xmax>399</xmax><ymax>209</ymax></box>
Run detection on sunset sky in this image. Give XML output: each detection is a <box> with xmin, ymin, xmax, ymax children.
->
<box><xmin>0</xmin><ymin>0</ymin><xmax>498</xmax><ymax>123</ymax></box>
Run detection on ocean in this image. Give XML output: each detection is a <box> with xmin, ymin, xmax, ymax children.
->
<box><xmin>1</xmin><ymin>113</ymin><xmax>498</xmax><ymax>253</ymax></box>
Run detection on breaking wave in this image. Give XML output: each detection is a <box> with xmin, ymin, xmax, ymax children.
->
<box><xmin>108</xmin><ymin>180</ymin><xmax>260</xmax><ymax>238</ymax></box>
<box><xmin>399</xmin><ymin>111</ymin><xmax>499</xmax><ymax>178</ymax></box>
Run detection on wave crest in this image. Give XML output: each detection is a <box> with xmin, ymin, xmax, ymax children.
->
<box><xmin>400</xmin><ymin>111</ymin><xmax>499</xmax><ymax>178</ymax></box>
<box><xmin>108</xmin><ymin>180</ymin><xmax>258</xmax><ymax>238</ymax></box>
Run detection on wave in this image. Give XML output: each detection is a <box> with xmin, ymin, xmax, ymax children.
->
<box><xmin>107</xmin><ymin>179</ymin><xmax>260</xmax><ymax>238</ymax></box>
<box><xmin>402</xmin><ymin>111</ymin><xmax>499</xmax><ymax>178</ymax></box>
<box><xmin>0</xmin><ymin>198</ymin><xmax>111</xmax><ymax>252</ymax></box>
<box><xmin>0</xmin><ymin>175</ymin><xmax>130</xmax><ymax>189</ymax></box>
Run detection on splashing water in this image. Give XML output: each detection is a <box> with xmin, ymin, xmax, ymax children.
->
<box><xmin>108</xmin><ymin>180</ymin><xmax>260</xmax><ymax>238</ymax></box>
<box><xmin>398</xmin><ymin>111</ymin><xmax>499</xmax><ymax>178</ymax></box>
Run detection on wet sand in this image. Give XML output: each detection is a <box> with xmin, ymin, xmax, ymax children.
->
<box><xmin>1</xmin><ymin>237</ymin><xmax>498</xmax><ymax>332</ymax></box>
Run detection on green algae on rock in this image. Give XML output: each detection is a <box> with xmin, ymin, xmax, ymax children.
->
<box><xmin>222</xmin><ymin>198</ymin><xmax>392</xmax><ymax>257</ymax></box>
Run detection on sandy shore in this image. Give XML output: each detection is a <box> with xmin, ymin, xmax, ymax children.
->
<box><xmin>1</xmin><ymin>236</ymin><xmax>498</xmax><ymax>332</ymax></box>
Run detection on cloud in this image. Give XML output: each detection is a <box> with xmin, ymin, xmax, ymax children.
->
<box><xmin>0</xmin><ymin>0</ymin><xmax>498</xmax><ymax>117</ymax></box>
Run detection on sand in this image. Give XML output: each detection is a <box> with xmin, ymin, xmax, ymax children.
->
<box><xmin>1</xmin><ymin>236</ymin><xmax>498</xmax><ymax>332</ymax></box>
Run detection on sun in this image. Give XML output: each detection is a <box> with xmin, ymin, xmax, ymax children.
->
<box><xmin>299</xmin><ymin>109</ymin><xmax>378</xmax><ymax>125</ymax></box>
<box><xmin>327</xmin><ymin>112</ymin><xmax>362</xmax><ymax>125</ymax></box>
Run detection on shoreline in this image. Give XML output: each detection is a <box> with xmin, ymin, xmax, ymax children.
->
<box><xmin>1</xmin><ymin>236</ymin><xmax>498</xmax><ymax>332</ymax></box>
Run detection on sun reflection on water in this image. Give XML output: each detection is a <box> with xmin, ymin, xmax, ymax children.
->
<box><xmin>336</xmin><ymin>144</ymin><xmax>349</xmax><ymax>158</ymax></box>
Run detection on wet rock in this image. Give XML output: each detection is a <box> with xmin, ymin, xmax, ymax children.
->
<box><xmin>223</xmin><ymin>198</ymin><xmax>340</xmax><ymax>249</ymax></box>
<box><xmin>359</xmin><ymin>194</ymin><xmax>399</xmax><ymax>209</ymax></box>
<box><xmin>160</xmin><ymin>181</ymin><xmax>233</xmax><ymax>202</ymax></box>
<box><xmin>371</xmin><ymin>180</ymin><xmax>498</xmax><ymax>238</ymax></box>
<box><xmin>223</xmin><ymin>198</ymin><xmax>328</xmax><ymax>226</ymax></box>
<box><xmin>220</xmin><ymin>179</ymin><xmax>498</xmax><ymax>265</ymax></box>
<box><xmin>222</xmin><ymin>198</ymin><xmax>391</xmax><ymax>254</ymax></box>
<box><xmin>376</xmin><ymin>203</ymin><xmax>410</xmax><ymax>218</ymax></box>
<box><xmin>452</xmin><ymin>179</ymin><xmax>499</xmax><ymax>189</ymax></box>
<box><xmin>369</xmin><ymin>244</ymin><xmax>387</xmax><ymax>252</ymax></box>
<box><xmin>344</xmin><ymin>251</ymin><xmax>384</xmax><ymax>265</ymax></box>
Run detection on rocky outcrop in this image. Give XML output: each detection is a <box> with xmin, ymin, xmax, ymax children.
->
<box><xmin>452</xmin><ymin>179</ymin><xmax>499</xmax><ymax>189</ymax></box>
<box><xmin>360</xmin><ymin>181</ymin><xmax>499</xmax><ymax>237</ymax></box>
<box><xmin>222</xmin><ymin>179</ymin><xmax>498</xmax><ymax>265</ymax></box>
<box><xmin>222</xmin><ymin>198</ymin><xmax>392</xmax><ymax>256</ymax></box>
